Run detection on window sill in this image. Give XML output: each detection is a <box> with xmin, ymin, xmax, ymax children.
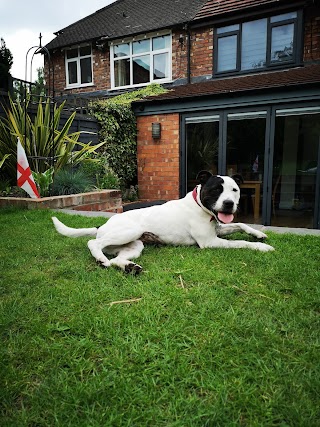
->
<box><xmin>109</xmin><ymin>80</ymin><xmax>173</xmax><ymax>92</ymax></box>
<box><xmin>64</xmin><ymin>83</ymin><xmax>95</xmax><ymax>90</ymax></box>
<box><xmin>213</xmin><ymin>62</ymin><xmax>303</xmax><ymax>79</ymax></box>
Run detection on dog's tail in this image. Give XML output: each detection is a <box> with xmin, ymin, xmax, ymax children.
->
<box><xmin>52</xmin><ymin>217</ymin><xmax>98</xmax><ymax>238</ymax></box>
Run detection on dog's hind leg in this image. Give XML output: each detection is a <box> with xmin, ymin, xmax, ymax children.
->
<box><xmin>87</xmin><ymin>227</ymin><xmax>145</xmax><ymax>271</ymax></box>
<box><xmin>109</xmin><ymin>240</ymin><xmax>144</xmax><ymax>274</ymax></box>
<box><xmin>88</xmin><ymin>239</ymin><xmax>112</xmax><ymax>268</ymax></box>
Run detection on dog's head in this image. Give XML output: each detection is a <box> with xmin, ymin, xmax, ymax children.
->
<box><xmin>196</xmin><ymin>170</ymin><xmax>241</xmax><ymax>224</ymax></box>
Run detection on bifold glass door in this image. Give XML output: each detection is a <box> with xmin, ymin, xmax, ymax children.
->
<box><xmin>272</xmin><ymin>109</ymin><xmax>320</xmax><ymax>228</ymax></box>
<box><xmin>185</xmin><ymin>116</ymin><xmax>220</xmax><ymax>192</ymax></box>
<box><xmin>184</xmin><ymin>106</ymin><xmax>320</xmax><ymax>228</ymax></box>
<box><xmin>226</xmin><ymin>112</ymin><xmax>267</xmax><ymax>222</ymax></box>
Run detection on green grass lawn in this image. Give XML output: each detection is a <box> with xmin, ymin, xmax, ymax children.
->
<box><xmin>1</xmin><ymin>208</ymin><xmax>319</xmax><ymax>426</ymax></box>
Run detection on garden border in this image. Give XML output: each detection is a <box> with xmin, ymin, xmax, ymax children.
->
<box><xmin>0</xmin><ymin>189</ymin><xmax>123</xmax><ymax>213</ymax></box>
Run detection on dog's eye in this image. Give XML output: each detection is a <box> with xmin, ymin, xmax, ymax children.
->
<box><xmin>232</xmin><ymin>188</ymin><xmax>238</xmax><ymax>192</ymax></box>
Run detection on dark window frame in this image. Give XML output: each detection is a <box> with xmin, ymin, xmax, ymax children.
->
<box><xmin>214</xmin><ymin>9</ymin><xmax>303</xmax><ymax>77</ymax></box>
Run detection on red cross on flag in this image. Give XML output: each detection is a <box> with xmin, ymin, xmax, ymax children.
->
<box><xmin>17</xmin><ymin>138</ymin><xmax>40</xmax><ymax>199</ymax></box>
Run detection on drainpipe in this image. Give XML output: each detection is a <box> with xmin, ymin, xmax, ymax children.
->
<box><xmin>186</xmin><ymin>23</ymin><xmax>191</xmax><ymax>84</ymax></box>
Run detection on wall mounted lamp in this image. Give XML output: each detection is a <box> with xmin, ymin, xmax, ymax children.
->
<box><xmin>152</xmin><ymin>122</ymin><xmax>161</xmax><ymax>140</ymax></box>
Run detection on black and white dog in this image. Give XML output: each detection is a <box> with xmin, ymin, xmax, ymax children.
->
<box><xmin>52</xmin><ymin>171</ymin><xmax>274</xmax><ymax>274</ymax></box>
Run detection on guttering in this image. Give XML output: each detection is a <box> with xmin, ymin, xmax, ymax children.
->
<box><xmin>187</xmin><ymin>24</ymin><xmax>191</xmax><ymax>84</ymax></box>
<box><xmin>191</xmin><ymin>1</ymin><xmax>307</xmax><ymax>29</ymax></box>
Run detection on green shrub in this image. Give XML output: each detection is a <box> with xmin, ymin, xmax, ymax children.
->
<box><xmin>0</xmin><ymin>181</ymin><xmax>26</xmax><ymax>197</ymax></box>
<box><xmin>97</xmin><ymin>165</ymin><xmax>120</xmax><ymax>190</ymax></box>
<box><xmin>90</xmin><ymin>102</ymin><xmax>137</xmax><ymax>188</ymax></box>
<box><xmin>0</xmin><ymin>96</ymin><xmax>106</xmax><ymax>184</ymax></box>
<box><xmin>79</xmin><ymin>155</ymin><xmax>104</xmax><ymax>181</ymax></box>
<box><xmin>0</xmin><ymin>38</ymin><xmax>13</xmax><ymax>90</ymax></box>
<box><xmin>0</xmin><ymin>154</ymin><xmax>10</xmax><ymax>169</ymax></box>
<box><xmin>33</xmin><ymin>167</ymin><xmax>54</xmax><ymax>197</ymax></box>
<box><xmin>80</xmin><ymin>153</ymin><xmax>120</xmax><ymax>190</ymax></box>
<box><xmin>123</xmin><ymin>185</ymin><xmax>139</xmax><ymax>202</ymax></box>
<box><xmin>52</xmin><ymin>168</ymin><xmax>94</xmax><ymax>196</ymax></box>
<box><xmin>0</xmin><ymin>178</ymin><xmax>12</xmax><ymax>195</ymax></box>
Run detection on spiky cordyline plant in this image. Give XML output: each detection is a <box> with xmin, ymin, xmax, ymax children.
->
<box><xmin>0</xmin><ymin>96</ymin><xmax>105</xmax><ymax>181</ymax></box>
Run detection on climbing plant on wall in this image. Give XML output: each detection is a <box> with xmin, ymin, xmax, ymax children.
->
<box><xmin>90</xmin><ymin>84</ymin><xmax>167</xmax><ymax>189</ymax></box>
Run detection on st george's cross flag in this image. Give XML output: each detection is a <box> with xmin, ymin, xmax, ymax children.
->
<box><xmin>17</xmin><ymin>138</ymin><xmax>40</xmax><ymax>199</ymax></box>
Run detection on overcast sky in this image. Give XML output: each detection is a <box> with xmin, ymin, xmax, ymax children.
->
<box><xmin>0</xmin><ymin>0</ymin><xmax>116</xmax><ymax>82</ymax></box>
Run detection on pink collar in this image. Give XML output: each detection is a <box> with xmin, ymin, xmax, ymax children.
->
<box><xmin>192</xmin><ymin>186</ymin><xmax>215</xmax><ymax>222</ymax></box>
<box><xmin>192</xmin><ymin>186</ymin><xmax>201</xmax><ymax>207</ymax></box>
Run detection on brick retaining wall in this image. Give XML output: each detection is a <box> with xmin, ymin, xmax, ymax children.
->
<box><xmin>0</xmin><ymin>190</ymin><xmax>123</xmax><ymax>213</ymax></box>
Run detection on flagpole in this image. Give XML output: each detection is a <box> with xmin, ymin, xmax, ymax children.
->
<box><xmin>24</xmin><ymin>34</ymin><xmax>55</xmax><ymax>196</ymax></box>
<box><xmin>36</xmin><ymin>35</ymin><xmax>56</xmax><ymax>195</ymax></box>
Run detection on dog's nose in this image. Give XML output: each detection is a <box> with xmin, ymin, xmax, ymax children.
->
<box><xmin>223</xmin><ymin>200</ymin><xmax>234</xmax><ymax>211</ymax></box>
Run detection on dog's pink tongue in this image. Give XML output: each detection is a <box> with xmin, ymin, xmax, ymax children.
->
<box><xmin>218</xmin><ymin>212</ymin><xmax>234</xmax><ymax>224</ymax></box>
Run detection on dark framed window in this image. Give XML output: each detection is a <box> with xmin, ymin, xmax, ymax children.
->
<box><xmin>215</xmin><ymin>11</ymin><xmax>301</xmax><ymax>75</ymax></box>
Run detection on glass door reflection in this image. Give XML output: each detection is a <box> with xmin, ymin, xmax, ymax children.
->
<box><xmin>226</xmin><ymin>112</ymin><xmax>267</xmax><ymax>223</ymax></box>
<box><xmin>272</xmin><ymin>112</ymin><xmax>320</xmax><ymax>228</ymax></box>
<box><xmin>186</xmin><ymin>116</ymin><xmax>219</xmax><ymax>192</ymax></box>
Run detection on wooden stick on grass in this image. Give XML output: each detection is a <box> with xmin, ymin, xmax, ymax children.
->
<box><xmin>109</xmin><ymin>297</ymin><xmax>142</xmax><ymax>306</ymax></box>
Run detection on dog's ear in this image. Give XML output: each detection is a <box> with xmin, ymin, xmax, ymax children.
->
<box><xmin>196</xmin><ymin>170</ymin><xmax>212</xmax><ymax>185</ymax></box>
<box><xmin>231</xmin><ymin>173</ymin><xmax>243</xmax><ymax>186</ymax></box>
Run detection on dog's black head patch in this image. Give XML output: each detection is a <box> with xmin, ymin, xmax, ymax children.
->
<box><xmin>196</xmin><ymin>171</ymin><xmax>240</xmax><ymax>223</ymax></box>
<box><xmin>196</xmin><ymin>170</ymin><xmax>213</xmax><ymax>185</ymax></box>
<box><xmin>199</xmin><ymin>175</ymin><xmax>224</xmax><ymax>212</ymax></box>
<box><xmin>231</xmin><ymin>174</ymin><xmax>243</xmax><ymax>187</ymax></box>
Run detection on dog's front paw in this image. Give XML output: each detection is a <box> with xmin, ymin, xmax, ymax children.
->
<box><xmin>125</xmin><ymin>263</ymin><xmax>143</xmax><ymax>275</ymax></box>
<box><xmin>255</xmin><ymin>242</ymin><xmax>275</xmax><ymax>252</ymax></box>
<box><xmin>254</xmin><ymin>230</ymin><xmax>268</xmax><ymax>240</ymax></box>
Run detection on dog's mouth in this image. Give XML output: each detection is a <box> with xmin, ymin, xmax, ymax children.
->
<box><xmin>216</xmin><ymin>212</ymin><xmax>234</xmax><ymax>224</ymax></box>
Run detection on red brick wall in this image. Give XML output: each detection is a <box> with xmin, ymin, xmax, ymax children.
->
<box><xmin>304</xmin><ymin>8</ymin><xmax>320</xmax><ymax>62</ymax></box>
<box><xmin>46</xmin><ymin>5</ymin><xmax>320</xmax><ymax>94</ymax></box>
<box><xmin>172</xmin><ymin>29</ymin><xmax>188</xmax><ymax>80</ymax></box>
<box><xmin>46</xmin><ymin>47</ymin><xmax>110</xmax><ymax>95</ymax></box>
<box><xmin>48</xmin><ymin>30</ymin><xmax>188</xmax><ymax>94</ymax></box>
<box><xmin>191</xmin><ymin>27</ymin><xmax>214</xmax><ymax>78</ymax></box>
<box><xmin>136</xmin><ymin>114</ymin><xmax>180</xmax><ymax>200</ymax></box>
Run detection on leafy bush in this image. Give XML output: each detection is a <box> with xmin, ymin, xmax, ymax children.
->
<box><xmin>0</xmin><ymin>177</ymin><xmax>12</xmax><ymax>195</ymax></box>
<box><xmin>0</xmin><ymin>184</ymin><xmax>25</xmax><ymax>197</ymax></box>
<box><xmin>0</xmin><ymin>96</ymin><xmax>105</xmax><ymax>184</ymax></box>
<box><xmin>0</xmin><ymin>38</ymin><xmax>13</xmax><ymax>90</ymax></box>
<box><xmin>33</xmin><ymin>167</ymin><xmax>54</xmax><ymax>197</ymax></box>
<box><xmin>97</xmin><ymin>165</ymin><xmax>120</xmax><ymax>190</ymax></box>
<box><xmin>0</xmin><ymin>153</ymin><xmax>10</xmax><ymax>169</ymax></box>
<box><xmin>90</xmin><ymin>84</ymin><xmax>167</xmax><ymax>189</ymax></box>
<box><xmin>80</xmin><ymin>153</ymin><xmax>120</xmax><ymax>190</ymax></box>
<box><xmin>79</xmin><ymin>154</ymin><xmax>103</xmax><ymax>181</ymax></box>
<box><xmin>90</xmin><ymin>101</ymin><xmax>137</xmax><ymax>188</ymax></box>
<box><xmin>123</xmin><ymin>185</ymin><xmax>139</xmax><ymax>202</ymax></box>
<box><xmin>52</xmin><ymin>168</ymin><xmax>94</xmax><ymax>196</ymax></box>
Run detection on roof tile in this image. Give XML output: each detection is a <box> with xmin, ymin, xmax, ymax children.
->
<box><xmin>134</xmin><ymin>65</ymin><xmax>320</xmax><ymax>104</ymax></box>
<box><xmin>194</xmin><ymin>0</ymin><xmax>307</xmax><ymax>21</ymax></box>
<box><xmin>46</xmin><ymin>0</ymin><xmax>208</xmax><ymax>50</ymax></box>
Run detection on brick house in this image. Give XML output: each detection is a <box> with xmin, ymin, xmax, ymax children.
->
<box><xmin>45</xmin><ymin>0</ymin><xmax>320</xmax><ymax>229</ymax></box>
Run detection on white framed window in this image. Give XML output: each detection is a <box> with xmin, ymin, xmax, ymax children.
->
<box><xmin>110</xmin><ymin>32</ymin><xmax>172</xmax><ymax>89</ymax></box>
<box><xmin>65</xmin><ymin>45</ymin><xmax>93</xmax><ymax>88</ymax></box>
